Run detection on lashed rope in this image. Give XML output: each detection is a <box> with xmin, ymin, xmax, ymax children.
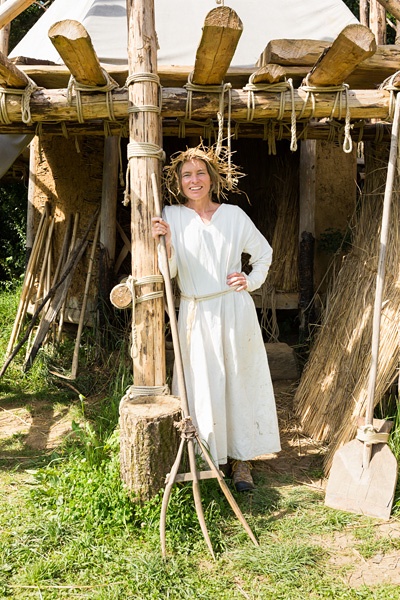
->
<box><xmin>243</xmin><ymin>75</ymin><xmax>298</xmax><ymax>152</ymax></box>
<box><xmin>122</xmin><ymin>274</ymin><xmax>164</xmax><ymax>358</ymax></box>
<box><xmin>381</xmin><ymin>71</ymin><xmax>400</xmax><ymax>121</ymax></box>
<box><xmin>67</xmin><ymin>69</ymin><xmax>119</xmax><ymax>123</ymax></box>
<box><xmin>298</xmin><ymin>75</ymin><xmax>353</xmax><ymax>153</ymax></box>
<box><xmin>123</xmin><ymin>72</ymin><xmax>165</xmax><ymax>206</ymax></box>
<box><xmin>180</xmin><ymin>72</ymin><xmax>233</xmax><ymax>160</ymax></box>
<box><xmin>0</xmin><ymin>77</ymin><xmax>37</xmax><ymax>125</ymax></box>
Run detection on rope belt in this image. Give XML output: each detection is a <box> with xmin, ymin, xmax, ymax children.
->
<box><xmin>181</xmin><ymin>288</ymin><xmax>236</xmax><ymax>344</ymax></box>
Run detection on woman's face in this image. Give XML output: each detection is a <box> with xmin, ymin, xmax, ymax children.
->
<box><xmin>179</xmin><ymin>159</ymin><xmax>212</xmax><ymax>203</ymax></box>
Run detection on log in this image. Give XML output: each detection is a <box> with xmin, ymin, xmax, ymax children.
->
<box><xmin>0</xmin><ymin>85</ymin><xmax>395</xmax><ymax>124</ymax></box>
<box><xmin>375</xmin><ymin>0</ymin><xmax>400</xmax><ymax>20</ymax></box>
<box><xmin>110</xmin><ymin>281</ymin><xmax>132</xmax><ymax>309</ymax></box>
<box><xmin>306</xmin><ymin>24</ymin><xmax>377</xmax><ymax>86</ymax></box>
<box><xmin>48</xmin><ymin>20</ymin><xmax>107</xmax><ymax>86</ymax></box>
<box><xmin>192</xmin><ymin>6</ymin><xmax>243</xmax><ymax>85</ymax></box>
<box><xmin>0</xmin><ymin>0</ymin><xmax>35</xmax><ymax>29</ymax></box>
<box><xmin>119</xmin><ymin>394</ymin><xmax>182</xmax><ymax>502</ymax></box>
<box><xmin>258</xmin><ymin>39</ymin><xmax>330</xmax><ymax>68</ymax></box>
<box><xmin>0</xmin><ymin>49</ymin><xmax>30</xmax><ymax>87</ymax></box>
<box><xmin>127</xmin><ymin>0</ymin><xmax>165</xmax><ymax>386</ymax></box>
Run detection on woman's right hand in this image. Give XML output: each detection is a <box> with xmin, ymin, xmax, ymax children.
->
<box><xmin>151</xmin><ymin>217</ymin><xmax>172</xmax><ymax>250</ymax></box>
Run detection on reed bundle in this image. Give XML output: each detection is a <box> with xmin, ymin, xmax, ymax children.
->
<box><xmin>267</xmin><ymin>154</ymin><xmax>299</xmax><ymax>293</ymax></box>
<box><xmin>294</xmin><ymin>142</ymin><xmax>400</xmax><ymax>473</ymax></box>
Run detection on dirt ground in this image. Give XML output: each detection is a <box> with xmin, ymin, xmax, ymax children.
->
<box><xmin>0</xmin><ymin>379</ymin><xmax>399</xmax><ymax>589</ymax></box>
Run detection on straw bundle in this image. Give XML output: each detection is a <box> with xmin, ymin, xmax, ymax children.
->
<box><xmin>267</xmin><ymin>155</ymin><xmax>299</xmax><ymax>293</ymax></box>
<box><xmin>294</xmin><ymin>142</ymin><xmax>400</xmax><ymax>473</ymax></box>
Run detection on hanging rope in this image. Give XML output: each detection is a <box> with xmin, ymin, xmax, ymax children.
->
<box><xmin>0</xmin><ymin>77</ymin><xmax>37</xmax><ymax>125</ymax></box>
<box><xmin>298</xmin><ymin>75</ymin><xmax>353</xmax><ymax>153</ymax></box>
<box><xmin>67</xmin><ymin>69</ymin><xmax>119</xmax><ymax>124</ymax></box>
<box><xmin>243</xmin><ymin>75</ymin><xmax>298</xmax><ymax>152</ymax></box>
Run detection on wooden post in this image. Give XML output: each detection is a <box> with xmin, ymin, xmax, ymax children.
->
<box><xmin>370</xmin><ymin>0</ymin><xmax>387</xmax><ymax>45</ymax></box>
<box><xmin>298</xmin><ymin>140</ymin><xmax>316</xmax><ymax>347</ymax></box>
<box><xmin>126</xmin><ymin>0</ymin><xmax>164</xmax><ymax>386</ymax></box>
<box><xmin>99</xmin><ymin>136</ymin><xmax>119</xmax><ymax>327</ymax></box>
<box><xmin>0</xmin><ymin>0</ymin><xmax>10</xmax><ymax>56</ymax></box>
<box><xmin>359</xmin><ymin>0</ymin><xmax>369</xmax><ymax>26</ymax></box>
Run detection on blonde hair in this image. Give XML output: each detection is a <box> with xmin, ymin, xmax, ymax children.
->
<box><xmin>163</xmin><ymin>142</ymin><xmax>244</xmax><ymax>204</ymax></box>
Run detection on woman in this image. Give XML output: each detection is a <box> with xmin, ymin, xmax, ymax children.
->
<box><xmin>152</xmin><ymin>145</ymin><xmax>280</xmax><ymax>492</ymax></box>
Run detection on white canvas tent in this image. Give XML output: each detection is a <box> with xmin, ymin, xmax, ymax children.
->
<box><xmin>0</xmin><ymin>0</ymin><xmax>358</xmax><ymax>178</ymax></box>
<box><xmin>9</xmin><ymin>0</ymin><xmax>358</xmax><ymax>67</ymax></box>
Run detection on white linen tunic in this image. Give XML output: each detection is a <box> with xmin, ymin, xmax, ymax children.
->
<box><xmin>161</xmin><ymin>203</ymin><xmax>281</xmax><ymax>464</ymax></box>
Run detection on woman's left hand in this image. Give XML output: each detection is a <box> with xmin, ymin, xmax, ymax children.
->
<box><xmin>227</xmin><ymin>272</ymin><xmax>248</xmax><ymax>291</ymax></box>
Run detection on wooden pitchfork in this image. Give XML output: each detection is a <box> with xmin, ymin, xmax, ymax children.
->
<box><xmin>151</xmin><ymin>174</ymin><xmax>259</xmax><ymax>559</ymax></box>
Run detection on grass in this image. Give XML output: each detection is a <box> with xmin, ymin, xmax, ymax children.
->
<box><xmin>0</xmin><ymin>285</ymin><xmax>399</xmax><ymax>599</ymax></box>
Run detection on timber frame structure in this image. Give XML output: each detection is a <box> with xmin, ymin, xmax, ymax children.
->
<box><xmin>1</xmin><ymin>0</ymin><xmax>400</xmax><ymax>386</ymax></box>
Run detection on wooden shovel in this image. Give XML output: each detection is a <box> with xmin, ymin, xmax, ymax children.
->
<box><xmin>325</xmin><ymin>93</ymin><xmax>400</xmax><ymax>520</ymax></box>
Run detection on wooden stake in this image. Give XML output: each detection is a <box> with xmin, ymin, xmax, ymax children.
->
<box><xmin>70</xmin><ymin>213</ymin><xmax>101</xmax><ymax>379</ymax></box>
<box><xmin>5</xmin><ymin>207</ymin><xmax>48</xmax><ymax>359</ymax></box>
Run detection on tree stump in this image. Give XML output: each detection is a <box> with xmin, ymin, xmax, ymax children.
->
<box><xmin>119</xmin><ymin>393</ymin><xmax>182</xmax><ymax>502</ymax></box>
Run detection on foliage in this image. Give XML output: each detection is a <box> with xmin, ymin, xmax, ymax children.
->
<box><xmin>0</xmin><ymin>183</ymin><xmax>27</xmax><ymax>285</ymax></box>
<box><xmin>8</xmin><ymin>1</ymin><xmax>55</xmax><ymax>52</ymax></box>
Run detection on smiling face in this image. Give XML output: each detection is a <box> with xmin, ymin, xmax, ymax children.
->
<box><xmin>178</xmin><ymin>159</ymin><xmax>212</xmax><ymax>203</ymax></box>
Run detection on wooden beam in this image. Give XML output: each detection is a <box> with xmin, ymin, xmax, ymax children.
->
<box><xmin>374</xmin><ymin>0</ymin><xmax>400</xmax><ymax>21</ymax></box>
<box><xmin>48</xmin><ymin>20</ymin><xmax>107</xmax><ymax>86</ymax></box>
<box><xmin>0</xmin><ymin>86</ymin><xmax>395</xmax><ymax>123</ymax></box>
<box><xmin>0</xmin><ymin>120</ymin><xmax>393</xmax><ymax>143</ymax></box>
<box><xmin>0</xmin><ymin>49</ymin><xmax>30</xmax><ymax>87</ymax></box>
<box><xmin>306</xmin><ymin>24</ymin><xmax>377</xmax><ymax>86</ymax></box>
<box><xmin>192</xmin><ymin>6</ymin><xmax>243</xmax><ymax>85</ymax></box>
<box><xmin>0</xmin><ymin>0</ymin><xmax>35</xmax><ymax>29</ymax></box>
